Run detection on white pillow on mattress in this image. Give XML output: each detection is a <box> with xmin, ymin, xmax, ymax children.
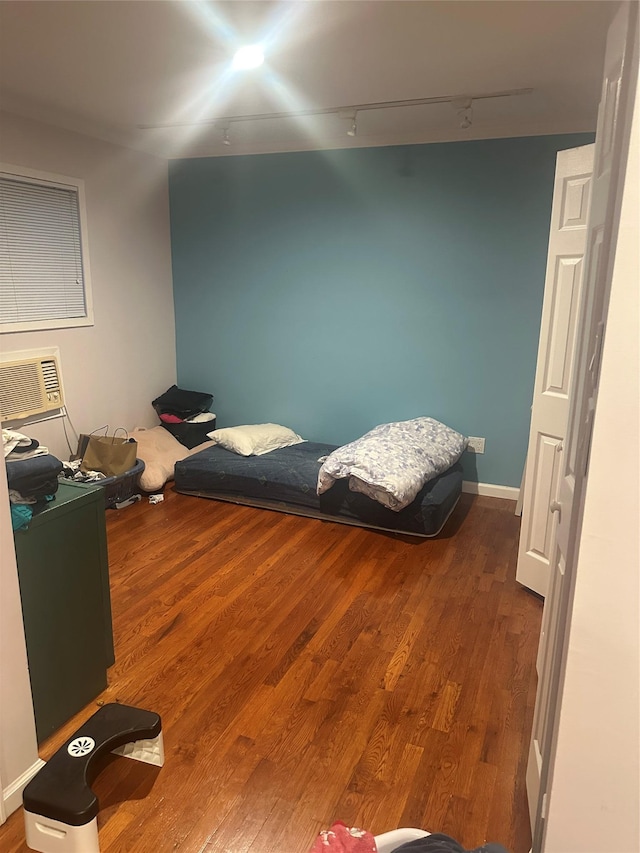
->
<box><xmin>208</xmin><ymin>423</ymin><xmax>305</xmax><ymax>456</ymax></box>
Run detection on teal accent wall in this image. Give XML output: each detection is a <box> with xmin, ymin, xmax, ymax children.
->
<box><xmin>169</xmin><ymin>134</ymin><xmax>593</xmax><ymax>487</ymax></box>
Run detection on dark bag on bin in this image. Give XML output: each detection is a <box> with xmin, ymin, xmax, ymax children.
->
<box><xmin>152</xmin><ymin>384</ymin><xmax>213</xmax><ymax>419</ymax></box>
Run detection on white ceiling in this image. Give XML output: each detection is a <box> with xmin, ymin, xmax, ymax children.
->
<box><xmin>0</xmin><ymin>1</ymin><xmax>613</xmax><ymax>159</ymax></box>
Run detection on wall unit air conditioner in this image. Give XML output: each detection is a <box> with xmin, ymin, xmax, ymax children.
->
<box><xmin>0</xmin><ymin>354</ymin><xmax>65</xmax><ymax>422</ymax></box>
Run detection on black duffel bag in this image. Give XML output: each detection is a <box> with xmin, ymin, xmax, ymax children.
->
<box><xmin>152</xmin><ymin>384</ymin><xmax>213</xmax><ymax>419</ymax></box>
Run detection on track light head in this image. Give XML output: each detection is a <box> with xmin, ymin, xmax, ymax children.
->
<box><xmin>222</xmin><ymin>126</ymin><xmax>231</xmax><ymax>146</ymax></box>
<box><xmin>346</xmin><ymin>113</ymin><xmax>358</xmax><ymax>137</ymax></box>
<box><xmin>458</xmin><ymin>110</ymin><xmax>472</xmax><ymax>129</ymax></box>
<box><xmin>451</xmin><ymin>97</ymin><xmax>473</xmax><ymax>130</ymax></box>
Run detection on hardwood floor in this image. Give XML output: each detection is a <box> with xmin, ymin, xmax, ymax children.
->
<box><xmin>0</xmin><ymin>489</ymin><xmax>542</xmax><ymax>853</ymax></box>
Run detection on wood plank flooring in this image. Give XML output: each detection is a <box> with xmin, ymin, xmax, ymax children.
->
<box><xmin>0</xmin><ymin>489</ymin><xmax>542</xmax><ymax>853</ymax></box>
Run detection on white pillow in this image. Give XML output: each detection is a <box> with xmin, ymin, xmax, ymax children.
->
<box><xmin>208</xmin><ymin>423</ymin><xmax>304</xmax><ymax>456</ymax></box>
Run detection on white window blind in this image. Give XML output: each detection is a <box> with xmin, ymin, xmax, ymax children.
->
<box><xmin>0</xmin><ymin>171</ymin><xmax>92</xmax><ymax>332</ymax></box>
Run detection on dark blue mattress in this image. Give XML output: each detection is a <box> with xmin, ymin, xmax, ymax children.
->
<box><xmin>174</xmin><ymin>442</ymin><xmax>462</xmax><ymax>537</ymax></box>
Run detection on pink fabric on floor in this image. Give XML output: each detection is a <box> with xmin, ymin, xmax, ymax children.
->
<box><xmin>309</xmin><ymin>821</ymin><xmax>377</xmax><ymax>853</ymax></box>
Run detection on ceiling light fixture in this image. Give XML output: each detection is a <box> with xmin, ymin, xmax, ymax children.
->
<box><xmin>232</xmin><ymin>44</ymin><xmax>264</xmax><ymax>71</ymax></box>
<box><xmin>347</xmin><ymin>113</ymin><xmax>358</xmax><ymax>137</ymax></box>
<box><xmin>222</xmin><ymin>125</ymin><xmax>231</xmax><ymax>146</ymax></box>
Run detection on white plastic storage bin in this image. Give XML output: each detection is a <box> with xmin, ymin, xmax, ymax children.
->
<box><xmin>374</xmin><ymin>828</ymin><xmax>430</xmax><ymax>852</ymax></box>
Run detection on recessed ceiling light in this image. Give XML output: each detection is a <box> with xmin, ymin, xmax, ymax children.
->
<box><xmin>232</xmin><ymin>45</ymin><xmax>264</xmax><ymax>71</ymax></box>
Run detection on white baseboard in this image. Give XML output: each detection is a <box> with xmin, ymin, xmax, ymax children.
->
<box><xmin>462</xmin><ymin>480</ymin><xmax>520</xmax><ymax>501</ymax></box>
<box><xmin>2</xmin><ymin>758</ymin><xmax>45</xmax><ymax>819</ymax></box>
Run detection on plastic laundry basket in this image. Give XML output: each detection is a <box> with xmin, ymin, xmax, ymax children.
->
<box><xmin>95</xmin><ymin>459</ymin><xmax>145</xmax><ymax>509</ymax></box>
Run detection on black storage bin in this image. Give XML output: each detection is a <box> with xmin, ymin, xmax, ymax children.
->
<box><xmin>161</xmin><ymin>419</ymin><xmax>216</xmax><ymax>450</ymax></box>
<box><xmin>152</xmin><ymin>385</ymin><xmax>213</xmax><ymax>419</ymax></box>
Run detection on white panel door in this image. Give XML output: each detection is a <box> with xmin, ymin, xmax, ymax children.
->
<box><xmin>526</xmin><ymin>2</ymin><xmax>637</xmax><ymax>843</ymax></box>
<box><xmin>516</xmin><ymin>144</ymin><xmax>594</xmax><ymax>598</ymax></box>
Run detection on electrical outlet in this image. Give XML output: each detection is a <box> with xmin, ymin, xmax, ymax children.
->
<box><xmin>467</xmin><ymin>436</ymin><xmax>485</xmax><ymax>454</ymax></box>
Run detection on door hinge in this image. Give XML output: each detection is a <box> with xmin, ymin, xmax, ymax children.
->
<box><xmin>541</xmin><ymin>791</ymin><xmax>548</xmax><ymax>820</ymax></box>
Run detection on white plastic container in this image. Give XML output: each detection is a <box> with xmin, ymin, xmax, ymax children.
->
<box><xmin>374</xmin><ymin>828</ymin><xmax>431</xmax><ymax>853</ymax></box>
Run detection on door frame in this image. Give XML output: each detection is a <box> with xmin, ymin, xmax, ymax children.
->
<box><xmin>530</xmin><ymin>4</ymin><xmax>639</xmax><ymax>848</ymax></box>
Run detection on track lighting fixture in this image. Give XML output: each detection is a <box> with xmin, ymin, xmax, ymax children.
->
<box><xmin>140</xmin><ymin>88</ymin><xmax>533</xmax><ymax>135</ymax></box>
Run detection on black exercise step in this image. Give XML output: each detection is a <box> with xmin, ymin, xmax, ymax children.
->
<box><xmin>23</xmin><ymin>703</ymin><xmax>162</xmax><ymax>826</ymax></box>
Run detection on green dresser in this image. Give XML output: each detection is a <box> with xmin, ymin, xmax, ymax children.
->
<box><xmin>13</xmin><ymin>480</ymin><xmax>115</xmax><ymax>743</ymax></box>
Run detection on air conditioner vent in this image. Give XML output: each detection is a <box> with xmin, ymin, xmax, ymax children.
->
<box><xmin>0</xmin><ymin>355</ymin><xmax>65</xmax><ymax>421</ymax></box>
<box><xmin>41</xmin><ymin>359</ymin><xmax>60</xmax><ymax>392</ymax></box>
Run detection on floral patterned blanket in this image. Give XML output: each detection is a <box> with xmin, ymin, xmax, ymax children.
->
<box><xmin>317</xmin><ymin>417</ymin><xmax>467</xmax><ymax>512</ymax></box>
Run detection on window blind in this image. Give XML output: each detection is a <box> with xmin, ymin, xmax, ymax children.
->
<box><xmin>0</xmin><ymin>176</ymin><xmax>88</xmax><ymax>327</ymax></box>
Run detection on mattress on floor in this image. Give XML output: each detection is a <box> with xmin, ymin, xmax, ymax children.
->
<box><xmin>174</xmin><ymin>441</ymin><xmax>462</xmax><ymax>538</ymax></box>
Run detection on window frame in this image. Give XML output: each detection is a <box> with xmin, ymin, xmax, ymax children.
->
<box><xmin>0</xmin><ymin>163</ymin><xmax>94</xmax><ymax>334</ymax></box>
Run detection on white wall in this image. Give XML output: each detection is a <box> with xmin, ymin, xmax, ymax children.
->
<box><xmin>0</xmin><ymin>111</ymin><xmax>176</xmax><ymax>460</ymax></box>
<box><xmin>0</xmin><ymin>112</ymin><xmax>177</xmax><ymax>819</ymax></box>
<box><xmin>543</xmin><ymin>58</ymin><xmax>639</xmax><ymax>853</ymax></box>
<box><xmin>0</xmin><ymin>457</ymin><xmax>41</xmax><ymax>820</ymax></box>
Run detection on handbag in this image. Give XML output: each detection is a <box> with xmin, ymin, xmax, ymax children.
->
<box><xmin>79</xmin><ymin>427</ymin><xmax>137</xmax><ymax>477</ymax></box>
